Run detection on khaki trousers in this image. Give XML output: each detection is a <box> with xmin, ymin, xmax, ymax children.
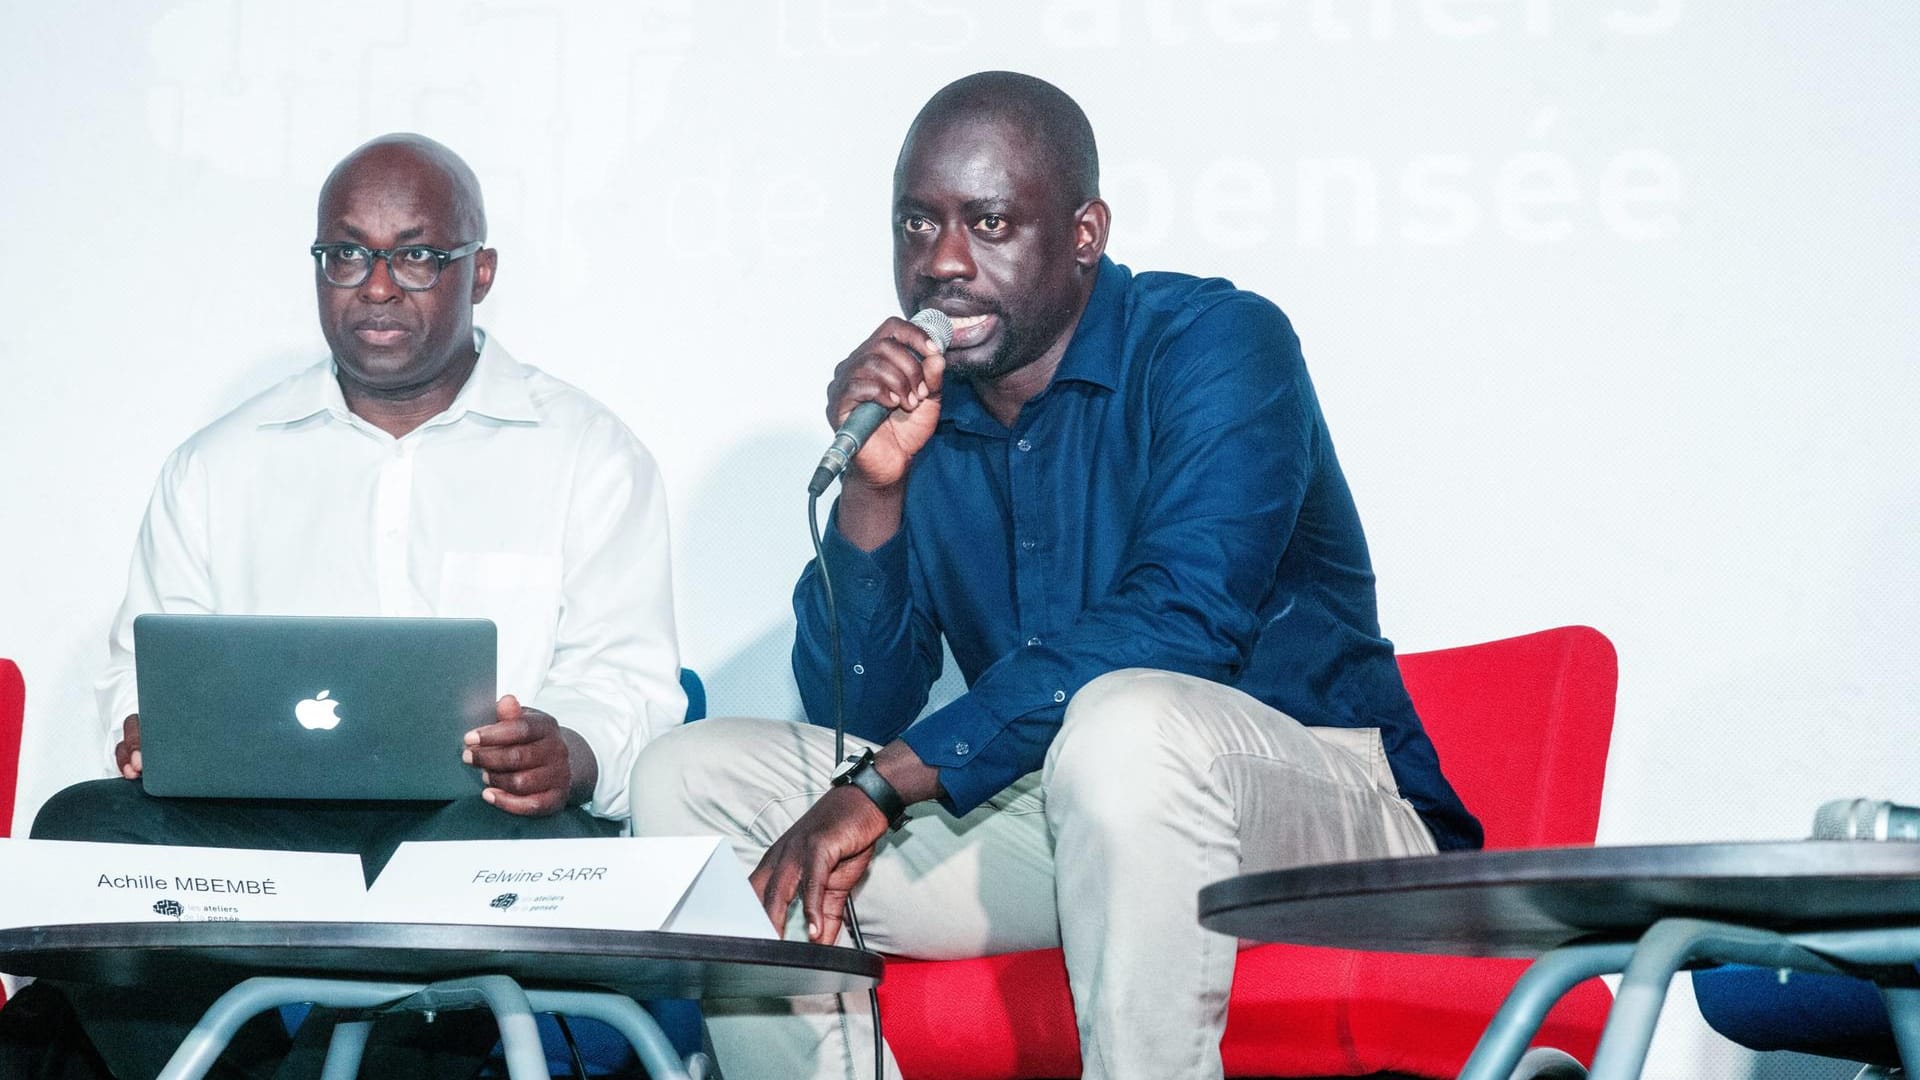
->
<box><xmin>628</xmin><ymin>668</ymin><xmax>1438</xmax><ymax>1080</ymax></box>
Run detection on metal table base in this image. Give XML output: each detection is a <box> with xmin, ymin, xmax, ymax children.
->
<box><xmin>159</xmin><ymin>972</ymin><xmax>706</xmax><ymax>1080</ymax></box>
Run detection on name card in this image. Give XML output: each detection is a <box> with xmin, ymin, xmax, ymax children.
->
<box><xmin>0</xmin><ymin>839</ymin><xmax>368</xmax><ymax>929</ymax></box>
<box><xmin>364</xmin><ymin>836</ymin><xmax>774</xmax><ymax>938</ymax></box>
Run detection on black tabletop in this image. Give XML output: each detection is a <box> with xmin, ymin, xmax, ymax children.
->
<box><xmin>1198</xmin><ymin>841</ymin><xmax>1920</xmax><ymax>958</ymax></box>
<box><xmin>0</xmin><ymin>921</ymin><xmax>882</xmax><ymax>999</ymax></box>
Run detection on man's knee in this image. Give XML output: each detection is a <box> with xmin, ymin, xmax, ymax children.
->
<box><xmin>628</xmin><ymin>717</ymin><xmax>808</xmax><ymax>837</ymax></box>
<box><xmin>1048</xmin><ymin>669</ymin><xmax>1191</xmax><ymax>774</ymax></box>
<box><xmin>1044</xmin><ymin>669</ymin><xmax>1195</xmax><ymax>827</ymax></box>
<box><xmin>30</xmin><ymin>779</ymin><xmax>153</xmax><ymax>842</ymax></box>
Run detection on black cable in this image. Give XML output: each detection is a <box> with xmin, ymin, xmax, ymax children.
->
<box><xmin>808</xmin><ymin>490</ymin><xmax>888</xmax><ymax>1080</ymax></box>
<box><xmin>553</xmin><ymin>1012</ymin><xmax>590</xmax><ymax>1079</ymax></box>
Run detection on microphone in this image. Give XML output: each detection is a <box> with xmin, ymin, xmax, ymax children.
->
<box><xmin>807</xmin><ymin>308</ymin><xmax>953</xmax><ymax>496</ymax></box>
<box><xmin>1811</xmin><ymin>798</ymin><xmax>1920</xmax><ymax>841</ymax></box>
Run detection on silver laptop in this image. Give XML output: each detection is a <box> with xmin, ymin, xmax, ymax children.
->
<box><xmin>133</xmin><ymin>614</ymin><xmax>495</xmax><ymax>800</ymax></box>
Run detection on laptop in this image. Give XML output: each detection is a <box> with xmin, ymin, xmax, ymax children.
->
<box><xmin>133</xmin><ymin>614</ymin><xmax>495</xmax><ymax>800</ymax></box>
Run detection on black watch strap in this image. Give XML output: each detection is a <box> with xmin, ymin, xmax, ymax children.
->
<box><xmin>833</xmin><ymin>749</ymin><xmax>909</xmax><ymax>830</ymax></box>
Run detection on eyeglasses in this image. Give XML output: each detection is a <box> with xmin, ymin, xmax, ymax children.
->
<box><xmin>309</xmin><ymin>240</ymin><xmax>484</xmax><ymax>291</ymax></box>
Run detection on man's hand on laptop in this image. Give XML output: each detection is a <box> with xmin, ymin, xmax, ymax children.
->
<box><xmin>463</xmin><ymin>694</ymin><xmax>599</xmax><ymax>816</ymax></box>
<box><xmin>115</xmin><ymin>715</ymin><xmax>142</xmax><ymax>779</ymax></box>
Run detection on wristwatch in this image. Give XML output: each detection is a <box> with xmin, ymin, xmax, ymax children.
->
<box><xmin>833</xmin><ymin>749</ymin><xmax>909</xmax><ymax>831</ymax></box>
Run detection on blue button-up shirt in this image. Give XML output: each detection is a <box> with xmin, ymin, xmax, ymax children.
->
<box><xmin>794</xmin><ymin>257</ymin><xmax>1482</xmax><ymax>851</ymax></box>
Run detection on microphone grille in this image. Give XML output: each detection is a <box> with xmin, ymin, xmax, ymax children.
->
<box><xmin>1811</xmin><ymin>797</ymin><xmax>1874</xmax><ymax>840</ymax></box>
<box><xmin>910</xmin><ymin>308</ymin><xmax>954</xmax><ymax>352</ymax></box>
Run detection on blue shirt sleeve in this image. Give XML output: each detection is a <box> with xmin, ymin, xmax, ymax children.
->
<box><xmin>791</xmin><ymin>505</ymin><xmax>944</xmax><ymax>745</ymax></box>
<box><xmin>902</xmin><ymin>297</ymin><xmax>1319</xmax><ymax>814</ymax></box>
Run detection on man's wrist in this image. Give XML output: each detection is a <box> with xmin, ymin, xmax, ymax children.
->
<box><xmin>873</xmin><ymin>739</ymin><xmax>943</xmax><ymax>805</ymax></box>
<box><xmin>834</xmin><ymin>479</ymin><xmax>906</xmax><ymax>552</ymax></box>
<box><xmin>834</xmin><ymin>749</ymin><xmax>908</xmax><ymax>829</ymax></box>
<box><xmin>558</xmin><ymin>726</ymin><xmax>598</xmax><ymax>806</ymax></box>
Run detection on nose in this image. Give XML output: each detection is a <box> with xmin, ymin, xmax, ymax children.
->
<box><xmin>926</xmin><ymin>225</ymin><xmax>976</xmax><ymax>283</ymax></box>
<box><xmin>358</xmin><ymin>254</ymin><xmax>402</xmax><ymax>303</ymax></box>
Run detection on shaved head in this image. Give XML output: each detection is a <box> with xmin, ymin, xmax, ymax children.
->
<box><xmin>319</xmin><ymin>132</ymin><xmax>487</xmax><ymax>242</ymax></box>
<box><xmin>312</xmin><ymin>132</ymin><xmax>496</xmax><ymax>417</ymax></box>
<box><xmin>898</xmin><ymin>71</ymin><xmax>1099</xmax><ymax>215</ymax></box>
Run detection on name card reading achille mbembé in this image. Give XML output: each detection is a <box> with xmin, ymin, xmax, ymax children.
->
<box><xmin>0</xmin><ymin>839</ymin><xmax>367</xmax><ymax>930</ymax></box>
<box><xmin>363</xmin><ymin>836</ymin><xmax>775</xmax><ymax>938</ymax></box>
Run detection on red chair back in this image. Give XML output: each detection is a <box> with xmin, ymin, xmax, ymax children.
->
<box><xmin>1398</xmin><ymin>625</ymin><xmax>1616</xmax><ymax>849</ymax></box>
<box><xmin>0</xmin><ymin>659</ymin><xmax>22</xmax><ymax>839</ymax></box>
<box><xmin>881</xmin><ymin>627</ymin><xmax>1621</xmax><ymax>1079</ymax></box>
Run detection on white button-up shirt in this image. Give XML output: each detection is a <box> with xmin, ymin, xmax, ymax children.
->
<box><xmin>97</xmin><ymin>330</ymin><xmax>685</xmax><ymax>819</ymax></box>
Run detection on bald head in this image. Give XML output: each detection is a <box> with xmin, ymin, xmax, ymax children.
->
<box><xmin>312</xmin><ymin>133</ymin><xmax>497</xmax><ymax>419</ymax></box>
<box><xmin>319</xmin><ymin>133</ymin><xmax>487</xmax><ymax>242</ymax></box>
<box><xmin>898</xmin><ymin>72</ymin><xmax>1099</xmax><ymax>215</ymax></box>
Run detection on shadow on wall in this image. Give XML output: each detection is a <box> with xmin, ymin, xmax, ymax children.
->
<box><xmin>680</xmin><ymin>431</ymin><xmax>965</xmax><ymax>725</ymax></box>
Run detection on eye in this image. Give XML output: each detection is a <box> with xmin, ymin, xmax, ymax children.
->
<box><xmin>397</xmin><ymin>247</ymin><xmax>437</xmax><ymax>264</ymax></box>
<box><xmin>899</xmin><ymin>215</ymin><xmax>935</xmax><ymax>235</ymax></box>
<box><xmin>333</xmin><ymin>246</ymin><xmax>368</xmax><ymax>263</ymax></box>
<box><xmin>974</xmin><ymin>214</ymin><xmax>1008</xmax><ymax>234</ymax></box>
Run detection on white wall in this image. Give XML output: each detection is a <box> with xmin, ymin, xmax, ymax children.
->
<box><xmin>1</xmin><ymin>2</ymin><xmax>1914</xmax><ymax>1074</ymax></box>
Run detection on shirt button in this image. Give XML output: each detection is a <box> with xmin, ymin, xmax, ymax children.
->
<box><xmin>954</xmin><ymin>741</ymin><xmax>970</xmax><ymax>756</ymax></box>
<box><xmin>852</xmin><ymin>664</ymin><xmax>865</xmax><ymax>675</ymax></box>
<box><xmin>1053</xmin><ymin>690</ymin><xmax>1067</xmax><ymax>703</ymax></box>
<box><xmin>860</xmin><ymin>577</ymin><xmax>877</xmax><ymax>589</ymax></box>
<box><xmin>1025</xmin><ymin>636</ymin><xmax>1041</xmax><ymax>647</ymax></box>
<box><xmin>1015</xmin><ymin>438</ymin><xmax>1032</xmax><ymax>452</ymax></box>
<box><xmin>1021</xmin><ymin>538</ymin><xmax>1036</xmax><ymax>551</ymax></box>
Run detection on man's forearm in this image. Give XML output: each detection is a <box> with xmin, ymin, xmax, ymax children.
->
<box><xmin>834</xmin><ymin>477</ymin><xmax>906</xmax><ymax>552</ymax></box>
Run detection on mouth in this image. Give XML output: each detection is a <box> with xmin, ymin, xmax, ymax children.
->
<box><xmin>352</xmin><ymin>321</ymin><xmax>413</xmax><ymax>348</ymax></box>
<box><xmin>941</xmin><ymin>312</ymin><xmax>997</xmax><ymax>351</ymax></box>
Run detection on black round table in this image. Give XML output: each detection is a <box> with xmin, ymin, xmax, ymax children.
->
<box><xmin>1200</xmin><ymin>840</ymin><xmax>1920</xmax><ymax>956</ymax></box>
<box><xmin>1198</xmin><ymin>842</ymin><xmax>1920</xmax><ymax>1080</ymax></box>
<box><xmin>0</xmin><ymin>919</ymin><xmax>881</xmax><ymax>999</ymax></box>
<box><xmin>0</xmin><ymin>921</ymin><xmax>883</xmax><ymax>1080</ymax></box>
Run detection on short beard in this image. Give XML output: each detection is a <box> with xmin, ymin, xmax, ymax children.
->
<box><xmin>945</xmin><ymin>318</ymin><xmax>1038</xmax><ymax>384</ymax></box>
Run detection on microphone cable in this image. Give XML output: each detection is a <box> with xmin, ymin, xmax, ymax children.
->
<box><xmin>807</xmin><ymin>488</ymin><xmax>889</xmax><ymax>1080</ymax></box>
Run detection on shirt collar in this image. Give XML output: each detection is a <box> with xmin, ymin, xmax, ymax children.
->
<box><xmin>257</xmin><ymin>328</ymin><xmax>539</xmax><ymax>428</ymax></box>
<box><xmin>939</xmin><ymin>256</ymin><xmax>1129</xmax><ymax>434</ymax></box>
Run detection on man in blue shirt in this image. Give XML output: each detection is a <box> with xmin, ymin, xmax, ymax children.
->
<box><xmin>630</xmin><ymin>71</ymin><xmax>1479</xmax><ymax>1079</ymax></box>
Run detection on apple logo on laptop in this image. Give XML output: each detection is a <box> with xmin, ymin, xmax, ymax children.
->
<box><xmin>295</xmin><ymin>690</ymin><xmax>342</xmax><ymax>731</ymax></box>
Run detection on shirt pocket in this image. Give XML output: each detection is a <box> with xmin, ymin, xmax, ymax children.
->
<box><xmin>437</xmin><ymin>552</ymin><xmax>563</xmax><ymax>696</ymax></box>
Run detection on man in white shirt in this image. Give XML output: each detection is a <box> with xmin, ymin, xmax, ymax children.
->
<box><xmin>22</xmin><ymin>134</ymin><xmax>683</xmax><ymax>1080</ymax></box>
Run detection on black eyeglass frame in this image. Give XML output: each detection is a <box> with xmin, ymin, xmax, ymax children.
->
<box><xmin>308</xmin><ymin>240</ymin><xmax>485</xmax><ymax>291</ymax></box>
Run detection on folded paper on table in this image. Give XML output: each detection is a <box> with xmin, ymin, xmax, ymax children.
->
<box><xmin>0</xmin><ymin>838</ymin><xmax>366</xmax><ymax>928</ymax></box>
<box><xmin>363</xmin><ymin>836</ymin><xmax>775</xmax><ymax>937</ymax></box>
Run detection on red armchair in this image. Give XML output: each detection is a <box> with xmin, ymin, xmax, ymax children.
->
<box><xmin>0</xmin><ymin>659</ymin><xmax>20</xmax><ymax>841</ymax></box>
<box><xmin>1</xmin><ymin>658</ymin><xmax>23</xmax><ymax>1010</ymax></box>
<box><xmin>877</xmin><ymin>626</ymin><xmax>1619</xmax><ymax>1078</ymax></box>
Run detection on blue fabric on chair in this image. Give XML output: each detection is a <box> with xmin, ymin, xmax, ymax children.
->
<box><xmin>678</xmin><ymin>668</ymin><xmax>706</xmax><ymax>730</ymax></box>
<box><xmin>1692</xmin><ymin>964</ymin><xmax>1901</xmax><ymax>1066</ymax></box>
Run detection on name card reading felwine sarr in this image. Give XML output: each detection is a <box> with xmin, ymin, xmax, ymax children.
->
<box><xmin>364</xmin><ymin>836</ymin><xmax>774</xmax><ymax>937</ymax></box>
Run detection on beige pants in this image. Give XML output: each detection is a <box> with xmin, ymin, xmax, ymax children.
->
<box><xmin>628</xmin><ymin>668</ymin><xmax>1438</xmax><ymax>1080</ymax></box>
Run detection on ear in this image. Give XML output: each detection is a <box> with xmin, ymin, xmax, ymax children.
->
<box><xmin>470</xmin><ymin>247</ymin><xmax>498</xmax><ymax>305</ymax></box>
<box><xmin>1073</xmin><ymin>199</ymin><xmax>1111</xmax><ymax>269</ymax></box>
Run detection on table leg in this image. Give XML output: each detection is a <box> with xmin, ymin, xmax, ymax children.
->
<box><xmin>1879</xmin><ymin>986</ymin><xmax>1920</xmax><ymax>1073</ymax></box>
<box><xmin>318</xmin><ymin>1020</ymin><xmax>373</xmax><ymax>1080</ymax></box>
<box><xmin>526</xmin><ymin>989</ymin><xmax>695</xmax><ymax>1080</ymax></box>
<box><xmin>156</xmin><ymin>977</ymin><xmax>420</xmax><ymax>1080</ymax></box>
<box><xmin>1458</xmin><ymin>942</ymin><xmax>1636</xmax><ymax>1080</ymax></box>
<box><xmin>1588</xmin><ymin>918</ymin><xmax>1835</xmax><ymax>1080</ymax></box>
<box><xmin>393</xmin><ymin>975</ymin><xmax>552</xmax><ymax>1080</ymax></box>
